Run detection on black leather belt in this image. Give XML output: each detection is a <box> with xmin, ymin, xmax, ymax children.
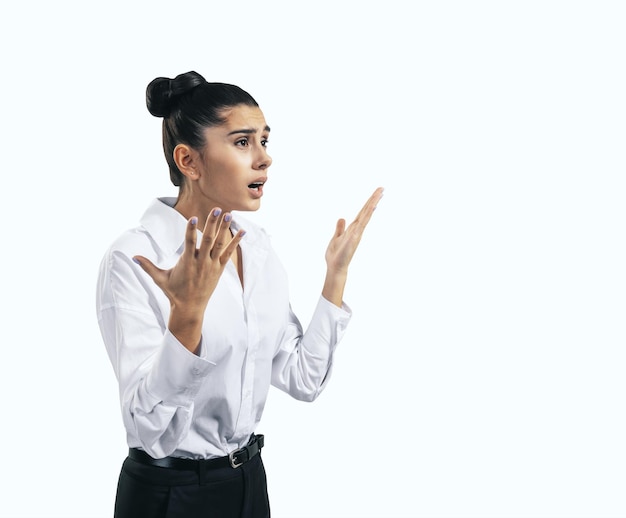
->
<box><xmin>129</xmin><ymin>434</ymin><xmax>264</xmax><ymax>470</ymax></box>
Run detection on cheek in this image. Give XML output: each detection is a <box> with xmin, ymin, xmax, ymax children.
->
<box><xmin>206</xmin><ymin>160</ymin><xmax>242</xmax><ymax>190</ymax></box>
<box><xmin>202</xmin><ymin>149</ymin><xmax>248</xmax><ymax>184</ymax></box>
<box><xmin>210</xmin><ymin>151</ymin><xmax>247</xmax><ymax>173</ymax></box>
<box><xmin>203</xmin><ymin>156</ymin><xmax>229</xmax><ymax>179</ymax></box>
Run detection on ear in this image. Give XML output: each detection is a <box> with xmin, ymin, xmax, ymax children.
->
<box><xmin>173</xmin><ymin>144</ymin><xmax>201</xmax><ymax>182</ymax></box>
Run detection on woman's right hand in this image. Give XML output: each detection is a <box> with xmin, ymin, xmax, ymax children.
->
<box><xmin>132</xmin><ymin>208</ymin><xmax>245</xmax><ymax>353</ymax></box>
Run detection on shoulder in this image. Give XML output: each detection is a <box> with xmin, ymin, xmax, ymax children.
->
<box><xmin>96</xmin><ymin>218</ymin><xmax>166</xmax><ymax>313</ymax></box>
<box><xmin>101</xmin><ymin>197</ymin><xmax>183</xmax><ymax>265</ymax></box>
<box><xmin>97</xmin><ymin>226</ymin><xmax>157</xmax><ymax>294</ymax></box>
<box><xmin>101</xmin><ymin>227</ymin><xmax>153</xmax><ymax>260</ymax></box>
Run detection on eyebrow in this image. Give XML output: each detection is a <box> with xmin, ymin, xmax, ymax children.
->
<box><xmin>227</xmin><ymin>125</ymin><xmax>271</xmax><ymax>136</ymax></box>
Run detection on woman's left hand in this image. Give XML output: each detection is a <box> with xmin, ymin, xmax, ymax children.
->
<box><xmin>322</xmin><ymin>187</ymin><xmax>383</xmax><ymax>306</ymax></box>
<box><xmin>325</xmin><ymin>187</ymin><xmax>384</xmax><ymax>273</ymax></box>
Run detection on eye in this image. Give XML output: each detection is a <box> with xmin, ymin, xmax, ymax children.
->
<box><xmin>261</xmin><ymin>138</ymin><xmax>269</xmax><ymax>147</ymax></box>
<box><xmin>235</xmin><ymin>138</ymin><xmax>249</xmax><ymax>147</ymax></box>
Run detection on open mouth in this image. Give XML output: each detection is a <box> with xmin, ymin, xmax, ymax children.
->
<box><xmin>247</xmin><ymin>180</ymin><xmax>266</xmax><ymax>198</ymax></box>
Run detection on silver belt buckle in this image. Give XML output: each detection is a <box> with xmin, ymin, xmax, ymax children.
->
<box><xmin>229</xmin><ymin>448</ymin><xmax>244</xmax><ymax>468</ymax></box>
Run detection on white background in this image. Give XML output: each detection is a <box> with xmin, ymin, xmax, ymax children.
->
<box><xmin>1</xmin><ymin>1</ymin><xmax>625</xmax><ymax>517</ymax></box>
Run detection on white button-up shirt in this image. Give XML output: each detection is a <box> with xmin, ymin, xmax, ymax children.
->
<box><xmin>96</xmin><ymin>198</ymin><xmax>351</xmax><ymax>460</ymax></box>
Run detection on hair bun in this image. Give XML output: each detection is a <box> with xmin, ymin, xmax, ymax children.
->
<box><xmin>146</xmin><ymin>71</ymin><xmax>206</xmax><ymax>117</ymax></box>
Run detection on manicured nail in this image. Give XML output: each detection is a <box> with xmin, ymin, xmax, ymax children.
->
<box><xmin>224</xmin><ymin>214</ymin><xmax>232</xmax><ymax>222</ymax></box>
<box><xmin>132</xmin><ymin>257</ymin><xmax>141</xmax><ymax>265</ymax></box>
<box><xmin>240</xmin><ymin>231</ymin><xmax>246</xmax><ymax>237</ymax></box>
<box><xmin>213</xmin><ymin>209</ymin><xmax>222</xmax><ymax>217</ymax></box>
<box><xmin>190</xmin><ymin>217</ymin><xmax>198</xmax><ymax>225</ymax></box>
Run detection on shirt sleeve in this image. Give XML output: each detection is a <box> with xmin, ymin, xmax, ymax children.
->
<box><xmin>96</xmin><ymin>249</ymin><xmax>215</xmax><ymax>458</ymax></box>
<box><xmin>270</xmin><ymin>295</ymin><xmax>352</xmax><ymax>402</ymax></box>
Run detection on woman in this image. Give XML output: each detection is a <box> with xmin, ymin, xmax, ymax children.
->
<box><xmin>96</xmin><ymin>70</ymin><xmax>383</xmax><ymax>518</ymax></box>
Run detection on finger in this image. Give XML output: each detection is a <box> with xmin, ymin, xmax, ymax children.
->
<box><xmin>334</xmin><ymin>218</ymin><xmax>346</xmax><ymax>239</ymax></box>
<box><xmin>197</xmin><ymin>208</ymin><xmax>223</xmax><ymax>261</ymax></box>
<box><xmin>349</xmin><ymin>187</ymin><xmax>384</xmax><ymax>232</ymax></box>
<box><xmin>218</xmin><ymin>229</ymin><xmax>246</xmax><ymax>266</ymax></box>
<box><xmin>211</xmin><ymin>212</ymin><xmax>234</xmax><ymax>260</ymax></box>
<box><xmin>132</xmin><ymin>256</ymin><xmax>167</xmax><ymax>288</ymax></box>
<box><xmin>181</xmin><ymin>216</ymin><xmax>199</xmax><ymax>262</ymax></box>
<box><xmin>359</xmin><ymin>187</ymin><xmax>384</xmax><ymax>218</ymax></box>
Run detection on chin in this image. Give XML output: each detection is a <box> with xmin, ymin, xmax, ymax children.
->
<box><xmin>237</xmin><ymin>201</ymin><xmax>262</xmax><ymax>212</ymax></box>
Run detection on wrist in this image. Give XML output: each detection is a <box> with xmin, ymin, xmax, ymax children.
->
<box><xmin>169</xmin><ymin>303</ymin><xmax>204</xmax><ymax>325</ymax></box>
<box><xmin>325</xmin><ymin>265</ymin><xmax>348</xmax><ymax>281</ymax></box>
<box><xmin>168</xmin><ymin>305</ymin><xmax>204</xmax><ymax>354</ymax></box>
<box><xmin>322</xmin><ymin>270</ymin><xmax>348</xmax><ymax>308</ymax></box>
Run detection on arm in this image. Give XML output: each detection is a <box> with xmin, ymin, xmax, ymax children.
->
<box><xmin>271</xmin><ymin>297</ymin><xmax>351</xmax><ymax>401</ymax></box>
<box><xmin>271</xmin><ymin>187</ymin><xmax>384</xmax><ymax>400</ymax></box>
<box><xmin>97</xmin><ymin>209</ymin><xmax>243</xmax><ymax>458</ymax></box>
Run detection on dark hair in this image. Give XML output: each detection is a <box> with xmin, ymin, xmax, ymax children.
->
<box><xmin>146</xmin><ymin>71</ymin><xmax>259</xmax><ymax>187</ymax></box>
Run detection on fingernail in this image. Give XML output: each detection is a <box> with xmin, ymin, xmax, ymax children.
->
<box><xmin>132</xmin><ymin>257</ymin><xmax>141</xmax><ymax>265</ymax></box>
<box><xmin>190</xmin><ymin>217</ymin><xmax>198</xmax><ymax>225</ymax></box>
<box><xmin>224</xmin><ymin>214</ymin><xmax>232</xmax><ymax>222</ymax></box>
<box><xmin>213</xmin><ymin>209</ymin><xmax>222</xmax><ymax>217</ymax></box>
<box><xmin>240</xmin><ymin>230</ymin><xmax>246</xmax><ymax>237</ymax></box>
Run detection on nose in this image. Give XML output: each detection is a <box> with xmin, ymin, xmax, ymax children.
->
<box><xmin>254</xmin><ymin>147</ymin><xmax>272</xmax><ymax>170</ymax></box>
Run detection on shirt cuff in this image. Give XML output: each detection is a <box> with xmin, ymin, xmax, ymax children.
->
<box><xmin>303</xmin><ymin>295</ymin><xmax>352</xmax><ymax>353</ymax></box>
<box><xmin>145</xmin><ymin>330</ymin><xmax>216</xmax><ymax>406</ymax></box>
<box><xmin>318</xmin><ymin>294</ymin><xmax>352</xmax><ymax>320</ymax></box>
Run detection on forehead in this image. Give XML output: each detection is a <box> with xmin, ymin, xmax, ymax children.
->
<box><xmin>218</xmin><ymin>104</ymin><xmax>269</xmax><ymax>131</ymax></box>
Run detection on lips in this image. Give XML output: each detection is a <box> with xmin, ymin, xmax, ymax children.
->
<box><xmin>248</xmin><ymin>177</ymin><xmax>266</xmax><ymax>198</ymax></box>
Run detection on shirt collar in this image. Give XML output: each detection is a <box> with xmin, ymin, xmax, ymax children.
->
<box><xmin>139</xmin><ymin>197</ymin><xmax>268</xmax><ymax>258</ymax></box>
<box><xmin>140</xmin><ymin>197</ymin><xmax>188</xmax><ymax>257</ymax></box>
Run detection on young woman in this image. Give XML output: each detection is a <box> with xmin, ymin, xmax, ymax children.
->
<box><xmin>96</xmin><ymin>70</ymin><xmax>383</xmax><ymax>518</ymax></box>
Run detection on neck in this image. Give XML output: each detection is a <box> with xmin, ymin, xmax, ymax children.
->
<box><xmin>174</xmin><ymin>191</ymin><xmax>230</xmax><ymax>227</ymax></box>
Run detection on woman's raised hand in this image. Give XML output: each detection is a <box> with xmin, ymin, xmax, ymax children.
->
<box><xmin>322</xmin><ymin>187</ymin><xmax>384</xmax><ymax>306</ymax></box>
<box><xmin>133</xmin><ymin>209</ymin><xmax>245</xmax><ymax>353</ymax></box>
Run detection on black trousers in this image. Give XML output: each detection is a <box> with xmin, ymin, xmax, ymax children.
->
<box><xmin>114</xmin><ymin>451</ymin><xmax>270</xmax><ymax>518</ymax></box>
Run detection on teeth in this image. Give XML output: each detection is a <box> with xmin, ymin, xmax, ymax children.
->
<box><xmin>248</xmin><ymin>182</ymin><xmax>263</xmax><ymax>188</ymax></box>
